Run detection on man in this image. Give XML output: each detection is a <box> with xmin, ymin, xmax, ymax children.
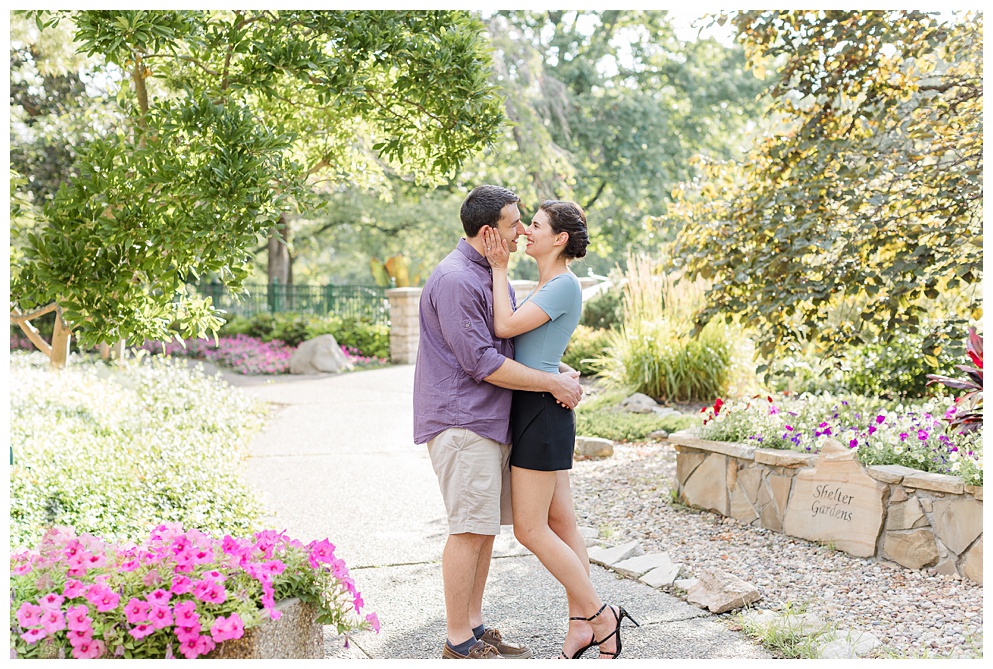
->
<box><xmin>414</xmin><ymin>185</ymin><xmax>584</xmax><ymax>659</ymax></box>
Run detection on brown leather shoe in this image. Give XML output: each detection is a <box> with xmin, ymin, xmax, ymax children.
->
<box><xmin>441</xmin><ymin>640</ymin><xmax>503</xmax><ymax>659</ymax></box>
<box><xmin>479</xmin><ymin>628</ymin><xmax>533</xmax><ymax>659</ymax></box>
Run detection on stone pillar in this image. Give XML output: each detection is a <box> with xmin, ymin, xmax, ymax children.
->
<box><xmin>386</xmin><ymin>287</ymin><xmax>423</xmax><ymax>364</ymax></box>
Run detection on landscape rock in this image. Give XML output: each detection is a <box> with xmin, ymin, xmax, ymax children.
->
<box><xmin>619</xmin><ymin>393</ymin><xmax>659</xmax><ymax>413</ymax></box>
<box><xmin>574</xmin><ymin>436</ymin><xmax>614</xmax><ymax>459</ymax></box>
<box><xmin>640</xmin><ymin>561</ymin><xmax>684</xmax><ymax>588</ymax></box>
<box><xmin>587</xmin><ymin>540</ymin><xmax>644</xmax><ymax>567</ymax></box>
<box><xmin>818</xmin><ymin>640</ymin><xmax>856</xmax><ymax>659</ymax></box>
<box><xmin>685</xmin><ymin>568</ymin><xmax>761</xmax><ymax>614</ymax></box>
<box><xmin>646</xmin><ymin>429</ymin><xmax>669</xmax><ymax>441</ymax></box>
<box><xmin>289</xmin><ymin>335</ymin><xmax>353</xmax><ymax>374</ymax></box>
<box><xmin>611</xmin><ymin>552</ymin><xmax>675</xmax><ymax>579</ymax></box>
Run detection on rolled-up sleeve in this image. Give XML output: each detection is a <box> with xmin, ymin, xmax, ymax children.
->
<box><xmin>434</xmin><ymin>272</ymin><xmax>506</xmax><ymax>382</ymax></box>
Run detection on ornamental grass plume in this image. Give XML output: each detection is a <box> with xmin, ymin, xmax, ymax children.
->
<box><xmin>10</xmin><ymin>524</ymin><xmax>378</xmax><ymax>659</ymax></box>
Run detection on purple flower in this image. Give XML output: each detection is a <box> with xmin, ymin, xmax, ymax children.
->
<box><xmin>876</xmin><ymin>415</ymin><xmax>886</xmax><ymax>424</ymax></box>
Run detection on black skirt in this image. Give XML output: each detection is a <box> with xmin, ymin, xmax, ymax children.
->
<box><xmin>510</xmin><ymin>390</ymin><xmax>576</xmax><ymax>471</ymax></box>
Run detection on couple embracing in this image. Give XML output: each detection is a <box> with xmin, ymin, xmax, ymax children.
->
<box><xmin>413</xmin><ymin>185</ymin><xmax>638</xmax><ymax>660</ymax></box>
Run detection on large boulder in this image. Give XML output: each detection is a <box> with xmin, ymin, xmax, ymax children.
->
<box><xmin>289</xmin><ymin>335</ymin><xmax>354</xmax><ymax>375</ymax></box>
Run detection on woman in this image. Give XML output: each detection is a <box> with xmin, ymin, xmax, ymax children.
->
<box><xmin>482</xmin><ymin>200</ymin><xmax>638</xmax><ymax>660</ymax></box>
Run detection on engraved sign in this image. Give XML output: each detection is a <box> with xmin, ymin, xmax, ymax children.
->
<box><xmin>782</xmin><ymin>440</ymin><xmax>886</xmax><ymax>557</ymax></box>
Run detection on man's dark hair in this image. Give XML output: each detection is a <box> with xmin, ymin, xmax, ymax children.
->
<box><xmin>460</xmin><ymin>185</ymin><xmax>520</xmax><ymax>238</ymax></box>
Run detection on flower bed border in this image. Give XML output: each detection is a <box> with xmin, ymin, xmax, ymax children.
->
<box><xmin>670</xmin><ymin>430</ymin><xmax>983</xmax><ymax>584</ymax></box>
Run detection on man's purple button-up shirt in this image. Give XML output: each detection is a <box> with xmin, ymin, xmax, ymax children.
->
<box><xmin>413</xmin><ymin>239</ymin><xmax>517</xmax><ymax>445</ymax></box>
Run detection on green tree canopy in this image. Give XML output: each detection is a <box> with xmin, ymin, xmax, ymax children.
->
<box><xmin>669</xmin><ymin>10</ymin><xmax>982</xmax><ymax>364</ymax></box>
<box><xmin>10</xmin><ymin>9</ymin><xmax>505</xmax><ymax>363</ymax></box>
<box><xmin>279</xmin><ymin>10</ymin><xmax>765</xmax><ymax>284</ymax></box>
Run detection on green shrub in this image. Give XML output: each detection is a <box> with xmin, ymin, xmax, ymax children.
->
<box><xmin>580</xmin><ymin>287</ymin><xmax>623</xmax><ymax>330</ymax></box>
<box><xmin>9</xmin><ymin>352</ymin><xmax>269</xmax><ymax>549</ymax></box>
<box><xmin>766</xmin><ymin>328</ymin><xmax>958</xmax><ymax>399</ymax></box>
<box><xmin>218</xmin><ymin>312</ymin><xmax>389</xmax><ymax>358</ymax></box>
<box><xmin>576</xmin><ymin>410</ymin><xmax>699</xmax><ymax>442</ymax></box>
<box><xmin>562</xmin><ymin>325</ymin><xmax>613</xmax><ymax>376</ymax></box>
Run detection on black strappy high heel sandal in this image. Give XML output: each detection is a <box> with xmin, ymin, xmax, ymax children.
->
<box><xmin>590</xmin><ymin>603</ymin><xmax>640</xmax><ymax>659</ymax></box>
<box><xmin>558</xmin><ymin>613</ymin><xmax>597</xmax><ymax>659</ymax></box>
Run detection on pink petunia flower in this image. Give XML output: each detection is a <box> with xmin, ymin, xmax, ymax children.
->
<box><xmin>63</xmin><ymin>579</ymin><xmax>86</xmax><ymax>599</ymax></box>
<box><xmin>12</xmin><ymin>563</ymin><xmax>33</xmax><ymax>575</ymax></box>
<box><xmin>210</xmin><ymin>613</ymin><xmax>245</xmax><ymax>643</ymax></box>
<box><xmin>173</xmin><ymin>600</ymin><xmax>199</xmax><ymax>628</ymax></box>
<box><xmin>17</xmin><ymin>602</ymin><xmax>44</xmax><ymax>627</ymax></box>
<box><xmin>124</xmin><ymin>597</ymin><xmax>151</xmax><ymax>624</ymax></box>
<box><xmin>366</xmin><ymin>612</ymin><xmax>381</xmax><ymax>633</ymax></box>
<box><xmin>20</xmin><ymin>627</ymin><xmax>47</xmax><ymax>645</ymax></box>
<box><xmin>41</xmin><ymin>608</ymin><xmax>66</xmax><ymax>635</ymax></box>
<box><xmin>66</xmin><ymin>604</ymin><xmax>92</xmax><ymax>631</ymax></box>
<box><xmin>71</xmin><ymin>638</ymin><xmax>107</xmax><ymax>660</ymax></box>
<box><xmin>309</xmin><ymin>538</ymin><xmax>337</xmax><ymax>565</ymax></box>
<box><xmin>118</xmin><ymin>558</ymin><xmax>141</xmax><ymax>572</ymax></box>
<box><xmin>171</xmin><ymin>575</ymin><xmax>193</xmax><ymax>595</ymax></box>
<box><xmin>147</xmin><ymin>588</ymin><xmax>172</xmax><ymax>605</ymax></box>
<box><xmin>66</xmin><ymin>627</ymin><xmax>94</xmax><ymax>648</ymax></box>
<box><xmin>175</xmin><ymin>624</ymin><xmax>202</xmax><ymax>644</ymax></box>
<box><xmin>130</xmin><ymin>623</ymin><xmax>156</xmax><ymax>640</ymax></box>
<box><xmin>94</xmin><ymin>588</ymin><xmax>121</xmax><ymax>613</ymax></box>
<box><xmin>149</xmin><ymin>604</ymin><xmax>174</xmax><ymax>630</ymax></box>
<box><xmin>353</xmin><ymin>592</ymin><xmax>365</xmax><ymax>614</ymax></box>
<box><xmin>177</xmin><ymin>633</ymin><xmax>215</xmax><ymax>659</ymax></box>
<box><xmin>202</xmin><ymin>570</ymin><xmax>227</xmax><ymax>582</ymax></box>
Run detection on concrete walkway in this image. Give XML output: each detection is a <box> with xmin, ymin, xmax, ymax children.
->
<box><xmin>226</xmin><ymin>364</ymin><xmax>771</xmax><ymax>660</ymax></box>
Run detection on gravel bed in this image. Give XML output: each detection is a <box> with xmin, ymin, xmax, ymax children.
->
<box><xmin>569</xmin><ymin>439</ymin><xmax>984</xmax><ymax>659</ymax></box>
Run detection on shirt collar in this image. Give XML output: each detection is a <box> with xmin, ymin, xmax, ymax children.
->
<box><xmin>457</xmin><ymin>238</ymin><xmax>490</xmax><ymax>268</ymax></box>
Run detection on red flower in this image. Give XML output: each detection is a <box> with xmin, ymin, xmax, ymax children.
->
<box><xmin>713</xmin><ymin>398</ymin><xmax>724</xmax><ymax>415</ymax></box>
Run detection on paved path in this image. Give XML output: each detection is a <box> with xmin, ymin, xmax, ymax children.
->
<box><xmin>227</xmin><ymin>364</ymin><xmax>771</xmax><ymax>660</ymax></box>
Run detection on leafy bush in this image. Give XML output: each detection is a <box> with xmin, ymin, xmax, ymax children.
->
<box><xmin>576</xmin><ymin>411</ymin><xmax>698</xmax><ymax>442</ymax></box>
<box><xmin>766</xmin><ymin>325</ymin><xmax>960</xmax><ymax>399</ymax></box>
<box><xmin>579</xmin><ymin>287</ymin><xmax>623</xmax><ymax>330</ymax></box>
<box><xmin>10</xmin><ymin>525</ymin><xmax>379</xmax><ymax>659</ymax></box>
<box><xmin>562</xmin><ymin>325</ymin><xmax>613</xmax><ymax>376</ymax></box>
<box><xmin>9</xmin><ymin>353</ymin><xmax>269</xmax><ymax>549</ymax></box>
<box><xmin>218</xmin><ymin>312</ymin><xmax>389</xmax><ymax>359</ymax></box>
<box><xmin>697</xmin><ymin>393</ymin><xmax>982</xmax><ymax>486</ymax></box>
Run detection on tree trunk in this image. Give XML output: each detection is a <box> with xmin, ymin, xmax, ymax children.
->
<box><xmin>50</xmin><ymin>307</ymin><xmax>71</xmax><ymax>370</ymax></box>
<box><xmin>268</xmin><ymin>213</ymin><xmax>291</xmax><ymax>286</ymax></box>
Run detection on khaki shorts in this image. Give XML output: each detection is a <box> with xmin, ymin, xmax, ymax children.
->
<box><xmin>427</xmin><ymin>428</ymin><xmax>512</xmax><ymax>535</ymax></box>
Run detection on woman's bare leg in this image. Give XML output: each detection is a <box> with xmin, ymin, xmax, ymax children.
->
<box><xmin>512</xmin><ymin>466</ymin><xmax>613</xmax><ymax>657</ymax></box>
<box><xmin>547</xmin><ymin>470</ymin><xmax>597</xmax><ymax>656</ymax></box>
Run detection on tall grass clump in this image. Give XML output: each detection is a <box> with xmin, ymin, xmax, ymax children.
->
<box><xmin>9</xmin><ymin>352</ymin><xmax>270</xmax><ymax>550</ymax></box>
<box><xmin>593</xmin><ymin>253</ymin><xmax>745</xmax><ymax>403</ymax></box>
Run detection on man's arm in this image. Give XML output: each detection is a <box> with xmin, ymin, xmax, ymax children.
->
<box><xmin>483</xmin><ymin>358</ymin><xmax>583</xmax><ymax>409</ymax></box>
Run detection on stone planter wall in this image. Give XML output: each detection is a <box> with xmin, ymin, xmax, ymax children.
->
<box><xmin>206</xmin><ymin>598</ymin><xmax>323</xmax><ymax>659</ymax></box>
<box><xmin>385</xmin><ymin>288</ymin><xmax>423</xmax><ymax>364</ymax></box>
<box><xmin>670</xmin><ymin>431</ymin><xmax>983</xmax><ymax>585</ymax></box>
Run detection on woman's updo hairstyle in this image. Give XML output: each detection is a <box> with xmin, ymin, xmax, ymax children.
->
<box><xmin>540</xmin><ymin>200</ymin><xmax>589</xmax><ymax>260</ymax></box>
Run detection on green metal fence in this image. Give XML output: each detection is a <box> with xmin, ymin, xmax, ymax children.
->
<box><xmin>197</xmin><ymin>282</ymin><xmax>390</xmax><ymax>324</ymax></box>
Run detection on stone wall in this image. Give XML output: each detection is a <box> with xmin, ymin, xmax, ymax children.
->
<box><xmin>670</xmin><ymin>431</ymin><xmax>983</xmax><ymax>585</ymax></box>
<box><xmin>386</xmin><ymin>288</ymin><xmax>422</xmax><ymax>364</ymax></box>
